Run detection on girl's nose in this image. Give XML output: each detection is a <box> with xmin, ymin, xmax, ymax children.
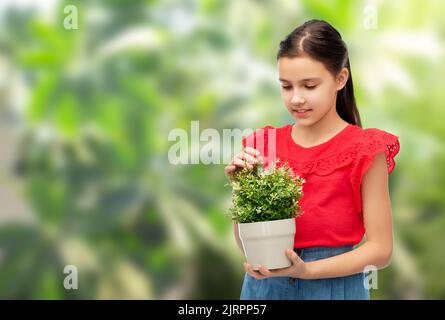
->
<box><xmin>291</xmin><ymin>93</ymin><xmax>306</xmax><ymax>105</ymax></box>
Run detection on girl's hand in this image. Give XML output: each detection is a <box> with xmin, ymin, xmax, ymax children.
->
<box><xmin>243</xmin><ymin>248</ymin><xmax>309</xmax><ymax>280</ymax></box>
<box><xmin>224</xmin><ymin>147</ymin><xmax>263</xmax><ymax>181</ymax></box>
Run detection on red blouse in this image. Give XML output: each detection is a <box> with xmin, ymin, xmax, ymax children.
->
<box><xmin>242</xmin><ymin>123</ymin><xmax>400</xmax><ymax>249</ymax></box>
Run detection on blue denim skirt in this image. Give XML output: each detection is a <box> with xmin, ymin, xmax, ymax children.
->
<box><xmin>240</xmin><ymin>245</ymin><xmax>370</xmax><ymax>300</ymax></box>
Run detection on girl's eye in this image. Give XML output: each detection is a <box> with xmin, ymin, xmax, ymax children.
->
<box><xmin>305</xmin><ymin>85</ymin><xmax>317</xmax><ymax>90</ymax></box>
<box><xmin>281</xmin><ymin>86</ymin><xmax>292</xmax><ymax>90</ymax></box>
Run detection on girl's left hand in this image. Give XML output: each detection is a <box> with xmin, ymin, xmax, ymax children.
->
<box><xmin>244</xmin><ymin>248</ymin><xmax>309</xmax><ymax>280</ymax></box>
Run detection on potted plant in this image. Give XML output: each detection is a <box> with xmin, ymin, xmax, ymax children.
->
<box><xmin>227</xmin><ymin>159</ymin><xmax>305</xmax><ymax>270</ymax></box>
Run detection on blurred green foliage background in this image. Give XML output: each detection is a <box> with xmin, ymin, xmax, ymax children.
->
<box><xmin>0</xmin><ymin>0</ymin><xmax>444</xmax><ymax>299</ymax></box>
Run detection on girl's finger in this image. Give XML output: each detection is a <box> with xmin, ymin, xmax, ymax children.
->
<box><xmin>224</xmin><ymin>165</ymin><xmax>236</xmax><ymax>175</ymax></box>
<box><xmin>244</xmin><ymin>147</ymin><xmax>260</xmax><ymax>157</ymax></box>
<box><xmin>244</xmin><ymin>262</ymin><xmax>258</xmax><ymax>279</ymax></box>
<box><xmin>232</xmin><ymin>158</ymin><xmax>247</xmax><ymax>168</ymax></box>
<box><xmin>239</xmin><ymin>152</ymin><xmax>258</xmax><ymax>165</ymax></box>
<box><xmin>257</xmin><ymin>265</ymin><xmax>273</xmax><ymax>277</ymax></box>
<box><xmin>244</xmin><ymin>262</ymin><xmax>266</xmax><ymax>280</ymax></box>
<box><xmin>286</xmin><ymin>248</ymin><xmax>303</xmax><ymax>265</ymax></box>
<box><xmin>233</xmin><ymin>157</ymin><xmax>253</xmax><ymax>170</ymax></box>
<box><xmin>243</xmin><ymin>148</ymin><xmax>264</xmax><ymax>164</ymax></box>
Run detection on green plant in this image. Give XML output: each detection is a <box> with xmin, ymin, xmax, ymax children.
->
<box><xmin>227</xmin><ymin>160</ymin><xmax>305</xmax><ymax>224</ymax></box>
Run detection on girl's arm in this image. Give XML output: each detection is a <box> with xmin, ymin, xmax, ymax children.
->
<box><xmin>302</xmin><ymin>152</ymin><xmax>393</xmax><ymax>279</ymax></box>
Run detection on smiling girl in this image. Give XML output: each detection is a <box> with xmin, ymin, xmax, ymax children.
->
<box><xmin>224</xmin><ymin>19</ymin><xmax>400</xmax><ymax>300</ymax></box>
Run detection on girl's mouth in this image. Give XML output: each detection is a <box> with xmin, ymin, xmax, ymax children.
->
<box><xmin>293</xmin><ymin>109</ymin><xmax>312</xmax><ymax>117</ymax></box>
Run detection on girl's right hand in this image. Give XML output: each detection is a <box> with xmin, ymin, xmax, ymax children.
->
<box><xmin>224</xmin><ymin>147</ymin><xmax>263</xmax><ymax>181</ymax></box>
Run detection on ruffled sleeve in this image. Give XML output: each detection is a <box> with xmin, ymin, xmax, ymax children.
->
<box><xmin>352</xmin><ymin>128</ymin><xmax>400</xmax><ymax>213</ymax></box>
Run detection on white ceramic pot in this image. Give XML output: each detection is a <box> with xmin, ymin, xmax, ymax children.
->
<box><xmin>238</xmin><ymin>217</ymin><xmax>296</xmax><ymax>270</ymax></box>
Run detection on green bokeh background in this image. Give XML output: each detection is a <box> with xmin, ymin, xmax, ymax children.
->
<box><xmin>0</xmin><ymin>0</ymin><xmax>444</xmax><ymax>299</ymax></box>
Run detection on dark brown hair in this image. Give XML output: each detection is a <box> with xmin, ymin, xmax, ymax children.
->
<box><xmin>277</xmin><ymin>19</ymin><xmax>362</xmax><ymax>127</ymax></box>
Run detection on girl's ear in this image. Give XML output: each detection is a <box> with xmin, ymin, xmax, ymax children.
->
<box><xmin>336</xmin><ymin>67</ymin><xmax>349</xmax><ymax>91</ymax></box>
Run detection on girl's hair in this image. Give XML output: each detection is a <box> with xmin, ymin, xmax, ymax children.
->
<box><xmin>277</xmin><ymin>19</ymin><xmax>362</xmax><ymax>127</ymax></box>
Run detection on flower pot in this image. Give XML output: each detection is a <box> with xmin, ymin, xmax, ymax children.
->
<box><xmin>238</xmin><ymin>217</ymin><xmax>296</xmax><ymax>270</ymax></box>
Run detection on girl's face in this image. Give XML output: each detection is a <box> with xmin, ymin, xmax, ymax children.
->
<box><xmin>278</xmin><ymin>54</ymin><xmax>348</xmax><ymax>127</ymax></box>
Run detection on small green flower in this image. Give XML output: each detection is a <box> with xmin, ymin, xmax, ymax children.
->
<box><xmin>226</xmin><ymin>159</ymin><xmax>304</xmax><ymax>223</ymax></box>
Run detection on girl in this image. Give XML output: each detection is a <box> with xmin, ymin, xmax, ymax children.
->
<box><xmin>224</xmin><ymin>19</ymin><xmax>400</xmax><ymax>300</ymax></box>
